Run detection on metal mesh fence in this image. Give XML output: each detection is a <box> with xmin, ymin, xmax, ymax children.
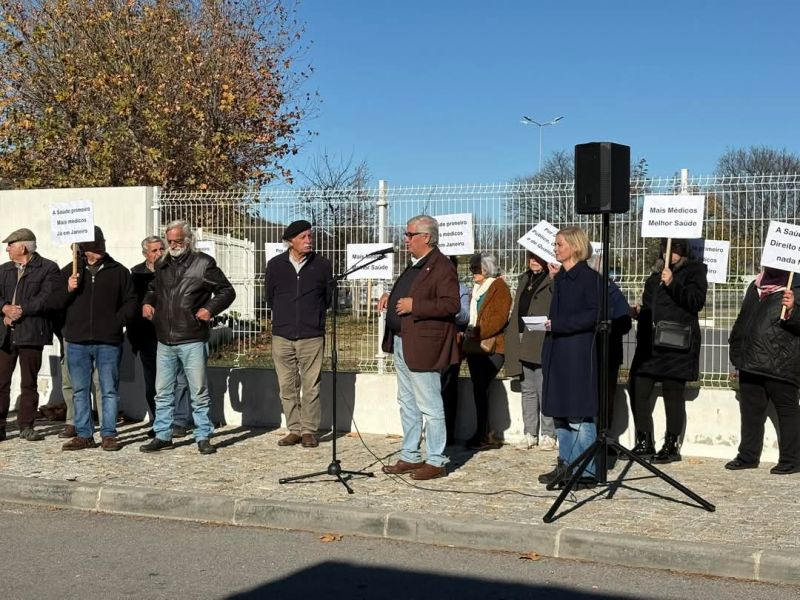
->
<box><xmin>156</xmin><ymin>173</ymin><xmax>800</xmax><ymax>387</ymax></box>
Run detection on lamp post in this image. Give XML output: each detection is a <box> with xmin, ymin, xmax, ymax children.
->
<box><xmin>521</xmin><ymin>115</ymin><xmax>564</xmax><ymax>171</ymax></box>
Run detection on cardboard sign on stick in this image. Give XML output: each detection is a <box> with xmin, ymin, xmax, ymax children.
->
<box><xmin>761</xmin><ymin>220</ymin><xmax>800</xmax><ymax>271</ymax></box>
<box><xmin>346</xmin><ymin>244</ymin><xmax>394</xmax><ymax>280</ymax></box>
<box><xmin>50</xmin><ymin>200</ymin><xmax>95</xmax><ymax>245</ymax></box>
<box><xmin>688</xmin><ymin>239</ymin><xmax>730</xmax><ymax>284</ymax></box>
<box><xmin>518</xmin><ymin>220</ymin><xmax>559</xmax><ymax>265</ymax></box>
<box><xmin>432</xmin><ymin>213</ymin><xmax>474</xmax><ymax>256</ymax></box>
<box><xmin>641</xmin><ymin>195</ymin><xmax>705</xmax><ymax>239</ymax></box>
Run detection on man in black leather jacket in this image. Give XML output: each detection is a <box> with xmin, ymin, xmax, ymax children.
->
<box><xmin>0</xmin><ymin>228</ymin><xmax>61</xmax><ymax>442</ymax></box>
<box><xmin>140</xmin><ymin>220</ymin><xmax>235</xmax><ymax>455</ymax></box>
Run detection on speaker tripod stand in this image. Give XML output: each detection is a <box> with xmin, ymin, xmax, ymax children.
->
<box><xmin>278</xmin><ymin>255</ymin><xmax>387</xmax><ymax>494</ymax></box>
<box><xmin>542</xmin><ymin>211</ymin><xmax>716</xmax><ymax>522</ymax></box>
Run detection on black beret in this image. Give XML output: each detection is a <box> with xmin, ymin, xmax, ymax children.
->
<box><xmin>282</xmin><ymin>220</ymin><xmax>312</xmax><ymax>241</ymax></box>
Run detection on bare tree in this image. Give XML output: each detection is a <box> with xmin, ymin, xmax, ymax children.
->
<box><xmin>715</xmin><ymin>146</ymin><xmax>800</xmax><ymax>176</ymax></box>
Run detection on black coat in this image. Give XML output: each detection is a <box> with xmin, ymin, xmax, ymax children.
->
<box><xmin>542</xmin><ymin>261</ymin><xmax>602</xmax><ymax>419</ymax></box>
<box><xmin>729</xmin><ymin>279</ymin><xmax>800</xmax><ymax>386</ymax></box>
<box><xmin>0</xmin><ymin>253</ymin><xmax>61</xmax><ymax>346</ymax></box>
<box><xmin>265</xmin><ymin>251</ymin><xmax>332</xmax><ymax>340</ymax></box>
<box><xmin>127</xmin><ymin>261</ymin><xmax>158</xmax><ymax>353</ymax></box>
<box><xmin>631</xmin><ymin>258</ymin><xmax>708</xmax><ymax>382</ymax></box>
<box><xmin>143</xmin><ymin>251</ymin><xmax>236</xmax><ymax>345</ymax></box>
<box><xmin>50</xmin><ymin>255</ymin><xmax>138</xmax><ymax>345</ymax></box>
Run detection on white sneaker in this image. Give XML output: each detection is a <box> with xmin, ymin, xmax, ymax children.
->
<box><xmin>519</xmin><ymin>432</ymin><xmax>538</xmax><ymax>449</ymax></box>
<box><xmin>539</xmin><ymin>435</ymin><xmax>557</xmax><ymax>451</ymax></box>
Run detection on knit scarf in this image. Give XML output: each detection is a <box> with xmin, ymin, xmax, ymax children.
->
<box><xmin>469</xmin><ymin>277</ymin><xmax>495</xmax><ymax>327</ymax></box>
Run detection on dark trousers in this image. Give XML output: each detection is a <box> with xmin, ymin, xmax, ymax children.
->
<box><xmin>440</xmin><ymin>360</ymin><xmax>462</xmax><ymax>446</ymax></box>
<box><xmin>0</xmin><ymin>342</ymin><xmax>43</xmax><ymax>430</ymax></box>
<box><xmin>139</xmin><ymin>342</ymin><xmax>158</xmax><ymax>421</ymax></box>
<box><xmin>737</xmin><ymin>370</ymin><xmax>800</xmax><ymax>466</ymax></box>
<box><xmin>632</xmin><ymin>374</ymin><xmax>686</xmax><ymax>435</ymax></box>
<box><xmin>465</xmin><ymin>353</ymin><xmax>504</xmax><ymax>441</ymax></box>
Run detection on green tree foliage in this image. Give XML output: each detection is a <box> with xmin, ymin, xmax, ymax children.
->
<box><xmin>0</xmin><ymin>0</ymin><xmax>312</xmax><ymax>190</ymax></box>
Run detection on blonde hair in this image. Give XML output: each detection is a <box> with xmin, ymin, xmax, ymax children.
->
<box><xmin>557</xmin><ymin>226</ymin><xmax>592</xmax><ymax>263</ymax></box>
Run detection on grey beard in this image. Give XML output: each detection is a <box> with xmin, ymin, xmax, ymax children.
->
<box><xmin>169</xmin><ymin>246</ymin><xmax>188</xmax><ymax>258</ymax></box>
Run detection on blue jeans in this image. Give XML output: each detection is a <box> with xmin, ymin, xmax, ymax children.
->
<box><xmin>555</xmin><ymin>417</ymin><xmax>597</xmax><ymax>478</ymax></box>
<box><xmin>393</xmin><ymin>336</ymin><xmax>448</xmax><ymax>467</ymax></box>
<box><xmin>172</xmin><ymin>367</ymin><xmax>194</xmax><ymax>428</ymax></box>
<box><xmin>153</xmin><ymin>342</ymin><xmax>213</xmax><ymax>442</ymax></box>
<box><xmin>67</xmin><ymin>343</ymin><xmax>122</xmax><ymax>439</ymax></box>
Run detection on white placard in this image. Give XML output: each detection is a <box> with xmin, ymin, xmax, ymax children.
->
<box><xmin>50</xmin><ymin>200</ymin><xmax>95</xmax><ymax>245</ymax></box>
<box><xmin>432</xmin><ymin>213</ymin><xmax>474</xmax><ymax>256</ymax></box>
<box><xmin>641</xmin><ymin>195</ymin><xmax>705</xmax><ymax>239</ymax></box>
<box><xmin>264</xmin><ymin>242</ymin><xmax>286</xmax><ymax>267</ymax></box>
<box><xmin>591</xmin><ymin>241</ymin><xmax>602</xmax><ymax>257</ymax></box>
<box><xmin>688</xmin><ymin>239</ymin><xmax>730</xmax><ymax>284</ymax></box>
<box><xmin>518</xmin><ymin>220</ymin><xmax>559</xmax><ymax>265</ymax></box>
<box><xmin>345</xmin><ymin>244</ymin><xmax>393</xmax><ymax>280</ymax></box>
<box><xmin>195</xmin><ymin>240</ymin><xmax>216</xmax><ymax>260</ymax></box>
<box><xmin>522</xmin><ymin>315</ymin><xmax>548</xmax><ymax>331</ymax></box>
<box><xmin>761</xmin><ymin>220</ymin><xmax>800</xmax><ymax>271</ymax></box>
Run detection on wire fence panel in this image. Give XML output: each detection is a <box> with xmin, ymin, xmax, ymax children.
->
<box><xmin>156</xmin><ymin>173</ymin><xmax>800</xmax><ymax>388</ymax></box>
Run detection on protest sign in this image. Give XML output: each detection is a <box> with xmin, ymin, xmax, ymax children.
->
<box><xmin>518</xmin><ymin>220</ymin><xmax>559</xmax><ymax>265</ymax></box>
<box><xmin>346</xmin><ymin>244</ymin><xmax>394</xmax><ymax>280</ymax></box>
<box><xmin>433</xmin><ymin>213</ymin><xmax>474</xmax><ymax>255</ymax></box>
<box><xmin>641</xmin><ymin>195</ymin><xmax>705</xmax><ymax>239</ymax></box>
<box><xmin>196</xmin><ymin>240</ymin><xmax>216</xmax><ymax>260</ymax></box>
<box><xmin>50</xmin><ymin>200</ymin><xmax>95</xmax><ymax>245</ymax></box>
<box><xmin>761</xmin><ymin>220</ymin><xmax>800</xmax><ymax>271</ymax></box>
<box><xmin>264</xmin><ymin>242</ymin><xmax>286</xmax><ymax>267</ymax></box>
<box><xmin>688</xmin><ymin>239</ymin><xmax>730</xmax><ymax>284</ymax></box>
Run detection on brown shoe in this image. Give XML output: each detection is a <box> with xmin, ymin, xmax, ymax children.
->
<box><xmin>58</xmin><ymin>424</ymin><xmax>77</xmax><ymax>439</ymax></box>
<box><xmin>62</xmin><ymin>436</ymin><xmax>97</xmax><ymax>451</ymax></box>
<box><xmin>382</xmin><ymin>459</ymin><xmax>425</xmax><ymax>475</ymax></box>
<box><xmin>278</xmin><ymin>433</ymin><xmax>302</xmax><ymax>446</ymax></box>
<box><xmin>101</xmin><ymin>436</ymin><xmax>122</xmax><ymax>452</ymax></box>
<box><xmin>411</xmin><ymin>463</ymin><xmax>447</xmax><ymax>481</ymax></box>
<box><xmin>410</xmin><ymin>463</ymin><xmax>447</xmax><ymax>480</ymax></box>
<box><xmin>301</xmin><ymin>433</ymin><xmax>319</xmax><ymax>448</ymax></box>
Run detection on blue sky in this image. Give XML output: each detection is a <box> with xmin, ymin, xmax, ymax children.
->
<box><xmin>281</xmin><ymin>0</ymin><xmax>800</xmax><ymax>186</ymax></box>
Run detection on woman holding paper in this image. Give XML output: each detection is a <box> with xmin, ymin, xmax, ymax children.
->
<box><xmin>463</xmin><ymin>253</ymin><xmax>512</xmax><ymax>450</ymax></box>
<box><xmin>629</xmin><ymin>238</ymin><xmax>708</xmax><ymax>463</ymax></box>
<box><xmin>539</xmin><ymin>227</ymin><xmax>602</xmax><ymax>488</ymax></box>
<box><xmin>504</xmin><ymin>251</ymin><xmax>557</xmax><ymax>451</ymax></box>
<box><xmin>726</xmin><ymin>267</ymin><xmax>800</xmax><ymax>474</ymax></box>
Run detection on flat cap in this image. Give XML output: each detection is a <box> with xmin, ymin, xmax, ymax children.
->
<box><xmin>2</xmin><ymin>228</ymin><xmax>36</xmax><ymax>244</ymax></box>
<box><xmin>282</xmin><ymin>219</ymin><xmax>312</xmax><ymax>241</ymax></box>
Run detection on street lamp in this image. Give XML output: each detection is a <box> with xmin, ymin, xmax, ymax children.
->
<box><xmin>521</xmin><ymin>115</ymin><xmax>564</xmax><ymax>171</ymax></box>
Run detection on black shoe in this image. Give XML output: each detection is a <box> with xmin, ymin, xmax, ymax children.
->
<box><xmin>146</xmin><ymin>428</ymin><xmax>156</xmax><ymax>438</ymax></box>
<box><xmin>725</xmin><ymin>457</ymin><xmax>759</xmax><ymax>471</ymax></box>
<box><xmin>0</xmin><ymin>428</ymin><xmax>6</xmax><ymax>442</ymax></box>
<box><xmin>19</xmin><ymin>428</ymin><xmax>45</xmax><ymax>441</ymax></box>
<box><xmin>630</xmin><ymin>431</ymin><xmax>656</xmax><ymax>459</ymax></box>
<box><xmin>652</xmin><ymin>432</ymin><xmax>682</xmax><ymax>464</ymax></box>
<box><xmin>770</xmin><ymin>463</ymin><xmax>800</xmax><ymax>475</ymax></box>
<box><xmin>558</xmin><ymin>476</ymin><xmax>598</xmax><ymax>490</ymax></box>
<box><xmin>197</xmin><ymin>439</ymin><xmax>217</xmax><ymax>455</ymax></box>
<box><xmin>538</xmin><ymin>458</ymin><xmax>569</xmax><ymax>485</ymax></box>
<box><xmin>172</xmin><ymin>425</ymin><xmax>192</xmax><ymax>438</ymax></box>
<box><xmin>140</xmin><ymin>438</ymin><xmax>173</xmax><ymax>453</ymax></box>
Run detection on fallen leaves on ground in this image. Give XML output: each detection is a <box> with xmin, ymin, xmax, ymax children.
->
<box><xmin>320</xmin><ymin>533</ymin><xmax>343</xmax><ymax>543</ymax></box>
<box><xmin>519</xmin><ymin>552</ymin><xmax>541</xmax><ymax>561</ymax></box>
<box><xmin>345</xmin><ymin>432</ymin><xmax>361</xmax><ymax>438</ymax></box>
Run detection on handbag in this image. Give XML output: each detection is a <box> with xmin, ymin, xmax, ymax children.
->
<box><xmin>462</xmin><ymin>330</ymin><xmax>496</xmax><ymax>355</ymax></box>
<box><xmin>653</xmin><ymin>320</ymin><xmax>691</xmax><ymax>351</ymax></box>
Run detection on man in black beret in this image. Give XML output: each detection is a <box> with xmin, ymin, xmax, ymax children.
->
<box><xmin>266</xmin><ymin>220</ymin><xmax>332</xmax><ymax>448</ymax></box>
<box><xmin>0</xmin><ymin>228</ymin><xmax>61</xmax><ymax>442</ymax></box>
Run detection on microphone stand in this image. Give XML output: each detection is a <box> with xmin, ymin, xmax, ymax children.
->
<box><xmin>279</xmin><ymin>252</ymin><xmax>390</xmax><ymax>494</ymax></box>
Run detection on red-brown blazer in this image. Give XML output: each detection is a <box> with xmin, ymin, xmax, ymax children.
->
<box><xmin>382</xmin><ymin>247</ymin><xmax>461</xmax><ymax>371</ymax></box>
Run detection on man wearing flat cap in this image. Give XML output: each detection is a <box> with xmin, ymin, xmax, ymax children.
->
<box><xmin>0</xmin><ymin>228</ymin><xmax>60</xmax><ymax>442</ymax></box>
<box><xmin>49</xmin><ymin>226</ymin><xmax>137</xmax><ymax>451</ymax></box>
<box><xmin>266</xmin><ymin>219</ymin><xmax>332</xmax><ymax>448</ymax></box>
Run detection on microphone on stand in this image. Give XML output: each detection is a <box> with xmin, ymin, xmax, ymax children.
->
<box><xmin>364</xmin><ymin>246</ymin><xmax>395</xmax><ymax>257</ymax></box>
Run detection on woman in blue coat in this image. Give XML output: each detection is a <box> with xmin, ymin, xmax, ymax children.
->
<box><xmin>538</xmin><ymin>226</ymin><xmax>602</xmax><ymax>488</ymax></box>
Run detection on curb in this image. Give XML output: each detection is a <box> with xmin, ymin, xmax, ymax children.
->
<box><xmin>1</xmin><ymin>475</ymin><xmax>797</xmax><ymax>586</ymax></box>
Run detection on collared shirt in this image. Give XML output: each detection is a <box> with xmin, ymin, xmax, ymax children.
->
<box><xmin>289</xmin><ymin>253</ymin><xmax>308</xmax><ymax>274</ymax></box>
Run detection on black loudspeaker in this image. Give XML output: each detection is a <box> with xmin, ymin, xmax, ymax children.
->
<box><xmin>574</xmin><ymin>142</ymin><xmax>631</xmax><ymax>214</ymax></box>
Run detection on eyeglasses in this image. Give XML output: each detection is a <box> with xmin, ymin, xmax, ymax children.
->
<box><xmin>167</xmin><ymin>238</ymin><xmax>186</xmax><ymax>247</ymax></box>
<box><xmin>403</xmin><ymin>231</ymin><xmax>428</xmax><ymax>239</ymax></box>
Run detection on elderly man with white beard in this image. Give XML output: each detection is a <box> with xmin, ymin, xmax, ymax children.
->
<box><xmin>139</xmin><ymin>220</ymin><xmax>235</xmax><ymax>455</ymax></box>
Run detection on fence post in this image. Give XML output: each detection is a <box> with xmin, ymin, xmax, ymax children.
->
<box><xmin>152</xmin><ymin>186</ymin><xmax>162</xmax><ymax>236</ymax></box>
<box><xmin>376</xmin><ymin>179</ymin><xmax>388</xmax><ymax>374</ymax></box>
<box><xmin>680</xmin><ymin>168</ymin><xmax>689</xmax><ymax>193</ymax></box>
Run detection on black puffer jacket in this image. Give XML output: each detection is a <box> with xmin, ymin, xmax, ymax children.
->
<box><xmin>50</xmin><ymin>255</ymin><xmax>138</xmax><ymax>345</ymax></box>
<box><xmin>729</xmin><ymin>280</ymin><xmax>800</xmax><ymax>386</ymax></box>
<box><xmin>143</xmin><ymin>251</ymin><xmax>235</xmax><ymax>345</ymax></box>
<box><xmin>631</xmin><ymin>258</ymin><xmax>708</xmax><ymax>382</ymax></box>
<box><xmin>0</xmin><ymin>253</ymin><xmax>61</xmax><ymax>346</ymax></box>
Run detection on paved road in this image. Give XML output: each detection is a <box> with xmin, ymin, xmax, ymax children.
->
<box><xmin>1</xmin><ymin>502</ymin><xmax>795</xmax><ymax>600</ymax></box>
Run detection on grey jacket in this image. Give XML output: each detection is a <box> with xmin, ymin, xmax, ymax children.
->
<box><xmin>504</xmin><ymin>270</ymin><xmax>552</xmax><ymax>377</ymax></box>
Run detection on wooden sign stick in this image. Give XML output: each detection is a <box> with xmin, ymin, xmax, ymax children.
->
<box><xmin>781</xmin><ymin>272</ymin><xmax>795</xmax><ymax>320</ymax></box>
<box><xmin>71</xmin><ymin>243</ymin><xmax>78</xmax><ymax>276</ymax></box>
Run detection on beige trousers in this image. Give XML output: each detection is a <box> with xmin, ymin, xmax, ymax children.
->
<box><xmin>272</xmin><ymin>335</ymin><xmax>324</xmax><ymax>434</ymax></box>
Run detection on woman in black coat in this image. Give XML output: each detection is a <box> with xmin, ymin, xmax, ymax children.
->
<box><xmin>726</xmin><ymin>268</ymin><xmax>800</xmax><ymax>474</ymax></box>
<box><xmin>538</xmin><ymin>226</ymin><xmax>602</xmax><ymax>487</ymax></box>
<box><xmin>629</xmin><ymin>239</ymin><xmax>708</xmax><ymax>463</ymax></box>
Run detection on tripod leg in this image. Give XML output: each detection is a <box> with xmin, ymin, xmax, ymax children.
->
<box><xmin>610</xmin><ymin>441</ymin><xmax>715</xmax><ymax>512</ymax></box>
<box><xmin>543</xmin><ymin>440</ymin><xmax>601</xmax><ymax>523</ymax></box>
<box><xmin>278</xmin><ymin>470</ymin><xmax>329</xmax><ymax>484</ymax></box>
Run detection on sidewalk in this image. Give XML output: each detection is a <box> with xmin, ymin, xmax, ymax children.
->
<box><xmin>0</xmin><ymin>420</ymin><xmax>798</xmax><ymax>586</ymax></box>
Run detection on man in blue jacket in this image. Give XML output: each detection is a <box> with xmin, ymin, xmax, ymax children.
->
<box><xmin>0</xmin><ymin>228</ymin><xmax>60</xmax><ymax>442</ymax></box>
<box><xmin>266</xmin><ymin>220</ymin><xmax>332</xmax><ymax>448</ymax></box>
